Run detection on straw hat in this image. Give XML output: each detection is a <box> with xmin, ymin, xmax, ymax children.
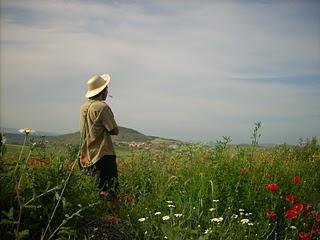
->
<box><xmin>85</xmin><ymin>74</ymin><xmax>111</xmax><ymax>98</ymax></box>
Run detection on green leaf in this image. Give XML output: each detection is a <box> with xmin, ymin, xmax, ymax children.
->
<box><xmin>161</xmin><ymin>225</ymin><xmax>182</xmax><ymax>240</ymax></box>
<box><xmin>19</xmin><ymin>229</ymin><xmax>29</xmax><ymax>239</ymax></box>
<box><xmin>24</xmin><ymin>205</ymin><xmax>37</xmax><ymax>209</ymax></box>
<box><xmin>55</xmin><ymin>192</ymin><xmax>60</xmax><ymax>201</ymax></box>
<box><xmin>0</xmin><ymin>219</ymin><xmax>18</xmax><ymax>225</ymax></box>
<box><xmin>1</xmin><ymin>207</ymin><xmax>14</xmax><ymax>220</ymax></box>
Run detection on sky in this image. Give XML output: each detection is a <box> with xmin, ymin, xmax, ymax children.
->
<box><xmin>1</xmin><ymin>0</ymin><xmax>320</xmax><ymax>144</ymax></box>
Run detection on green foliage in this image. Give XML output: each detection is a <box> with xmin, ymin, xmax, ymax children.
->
<box><xmin>116</xmin><ymin>135</ymin><xmax>320</xmax><ymax>239</ymax></box>
<box><xmin>0</xmin><ymin>140</ymin><xmax>101</xmax><ymax>240</ymax></box>
<box><xmin>1</xmin><ymin>128</ymin><xmax>320</xmax><ymax>239</ymax></box>
<box><xmin>0</xmin><ymin>132</ymin><xmax>7</xmax><ymax>158</ymax></box>
<box><xmin>295</xmin><ymin>136</ymin><xmax>320</xmax><ymax>162</ymax></box>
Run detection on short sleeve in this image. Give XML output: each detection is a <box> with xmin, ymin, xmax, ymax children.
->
<box><xmin>79</xmin><ymin>105</ymin><xmax>87</xmax><ymax>134</ymax></box>
<box><xmin>101</xmin><ymin>105</ymin><xmax>118</xmax><ymax>132</ymax></box>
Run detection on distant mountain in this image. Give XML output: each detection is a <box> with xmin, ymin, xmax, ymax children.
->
<box><xmin>2</xmin><ymin>133</ymin><xmax>56</xmax><ymax>145</ymax></box>
<box><xmin>3</xmin><ymin>126</ymin><xmax>180</xmax><ymax>147</ymax></box>
<box><xmin>1</xmin><ymin>128</ymin><xmax>58</xmax><ymax>136</ymax></box>
<box><xmin>53</xmin><ymin>126</ymin><xmax>157</xmax><ymax>145</ymax></box>
<box><xmin>53</xmin><ymin>126</ymin><xmax>179</xmax><ymax>145</ymax></box>
<box><xmin>1</xmin><ymin>128</ymin><xmax>58</xmax><ymax>145</ymax></box>
<box><xmin>2</xmin><ymin>133</ymin><xmax>25</xmax><ymax>145</ymax></box>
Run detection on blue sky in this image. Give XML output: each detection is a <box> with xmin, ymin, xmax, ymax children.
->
<box><xmin>1</xmin><ymin>0</ymin><xmax>319</xmax><ymax>144</ymax></box>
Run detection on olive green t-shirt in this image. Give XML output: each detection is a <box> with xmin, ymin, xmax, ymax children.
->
<box><xmin>80</xmin><ymin>99</ymin><xmax>118</xmax><ymax>166</ymax></box>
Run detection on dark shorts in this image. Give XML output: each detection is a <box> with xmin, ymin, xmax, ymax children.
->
<box><xmin>94</xmin><ymin>155</ymin><xmax>119</xmax><ymax>200</ymax></box>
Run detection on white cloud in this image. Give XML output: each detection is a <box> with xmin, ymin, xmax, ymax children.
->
<box><xmin>1</xmin><ymin>0</ymin><xmax>319</xmax><ymax>143</ymax></box>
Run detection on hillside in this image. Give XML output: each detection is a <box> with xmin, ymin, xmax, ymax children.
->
<box><xmin>53</xmin><ymin>126</ymin><xmax>158</xmax><ymax>145</ymax></box>
<box><xmin>3</xmin><ymin>127</ymin><xmax>180</xmax><ymax>147</ymax></box>
<box><xmin>3</xmin><ymin>133</ymin><xmax>56</xmax><ymax>145</ymax></box>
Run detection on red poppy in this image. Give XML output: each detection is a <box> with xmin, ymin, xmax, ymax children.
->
<box><xmin>266</xmin><ymin>210</ymin><xmax>277</xmax><ymax>219</ymax></box>
<box><xmin>285</xmin><ymin>209</ymin><xmax>298</xmax><ymax>219</ymax></box>
<box><xmin>316</xmin><ymin>212</ymin><xmax>320</xmax><ymax>222</ymax></box>
<box><xmin>311</xmin><ymin>225</ymin><xmax>320</xmax><ymax>234</ymax></box>
<box><xmin>126</xmin><ymin>194</ymin><xmax>137</xmax><ymax>202</ymax></box>
<box><xmin>284</xmin><ymin>194</ymin><xmax>295</xmax><ymax>202</ymax></box>
<box><xmin>28</xmin><ymin>158</ymin><xmax>41</xmax><ymax>167</ymax></box>
<box><xmin>99</xmin><ymin>191</ymin><xmax>108</xmax><ymax>198</ymax></box>
<box><xmin>299</xmin><ymin>232</ymin><xmax>311</xmax><ymax>240</ymax></box>
<box><xmin>266</xmin><ymin>183</ymin><xmax>278</xmax><ymax>191</ymax></box>
<box><xmin>103</xmin><ymin>215</ymin><xmax>120</xmax><ymax>223</ymax></box>
<box><xmin>30</xmin><ymin>159</ymin><xmax>39</xmax><ymax>165</ymax></box>
<box><xmin>292</xmin><ymin>203</ymin><xmax>304</xmax><ymax>212</ymax></box>
<box><xmin>292</xmin><ymin>176</ymin><xmax>302</xmax><ymax>184</ymax></box>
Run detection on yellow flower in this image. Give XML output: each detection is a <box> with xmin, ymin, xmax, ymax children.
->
<box><xmin>19</xmin><ymin>128</ymin><xmax>35</xmax><ymax>135</ymax></box>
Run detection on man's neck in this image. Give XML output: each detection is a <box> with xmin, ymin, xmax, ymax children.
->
<box><xmin>90</xmin><ymin>96</ymin><xmax>106</xmax><ymax>101</ymax></box>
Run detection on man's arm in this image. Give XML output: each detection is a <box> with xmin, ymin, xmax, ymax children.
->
<box><xmin>109</xmin><ymin>127</ymin><xmax>119</xmax><ymax>135</ymax></box>
<box><xmin>101</xmin><ymin>104</ymin><xmax>118</xmax><ymax>135</ymax></box>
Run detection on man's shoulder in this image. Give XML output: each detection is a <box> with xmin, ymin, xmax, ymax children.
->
<box><xmin>80</xmin><ymin>102</ymin><xmax>90</xmax><ymax>113</ymax></box>
<box><xmin>88</xmin><ymin>101</ymin><xmax>113</xmax><ymax>115</ymax></box>
<box><xmin>91</xmin><ymin>100</ymin><xmax>108</xmax><ymax>110</ymax></box>
<box><xmin>81</xmin><ymin>100</ymin><xmax>111</xmax><ymax>113</ymax></box>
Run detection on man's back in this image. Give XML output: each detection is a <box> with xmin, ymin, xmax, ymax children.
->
<box><xmin>80</xmin><ymin>99</ymin><xmax>117</xmax><ymax>166</ymax></box>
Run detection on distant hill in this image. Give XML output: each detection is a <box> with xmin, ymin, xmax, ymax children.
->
<box><xmin>1</xmin><ymin>128</ymin><xmax>58</xmax><ymax>145</ymax></box>
<box><xmin>2</xmin><ymin>133</ymin><xmax>56</xmax><ymax>145</ymax></box>
<box><xmin>53</xmin><ymin>126</ymin><xmax>158</xmax><ymax>145</ymax></box>
<box><xmin>3</xmin><ymin>126</ymin><xmax>180</xmax><ymax>147</ymax></box>
<box><xmin>1</xmin><ymin>128</ymin><xmax>58</xmax><ymax>136</ymax></box>
<box><xmin>2</xmin><ymin>133</ymin><xmax>26</xmax><ymax>145</ymax></box>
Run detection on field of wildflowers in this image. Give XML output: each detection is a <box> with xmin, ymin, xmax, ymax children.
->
<box><xmin>0</xmin><ymin>126</ymin><xmax>320</xmax><ymax>240</ymax></box>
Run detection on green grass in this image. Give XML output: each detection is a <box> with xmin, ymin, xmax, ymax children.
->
<box><xmin>116</xmin><ymin>143</ymin><xmax>320</xmax><ymax>240</ymax></box>
<box><xmin>1</xmin><ymin>135</ymin><xmax>320</xmax><ymax>240</ymax></box>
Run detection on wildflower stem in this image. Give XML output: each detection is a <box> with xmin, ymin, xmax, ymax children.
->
<box><xmin>47</xmin><ymin>202</ymin><xmax>98</xmax><ymax>240</ymax></box>
<box><xmin>209</xmin><ymin>180</ymin><xmax>214</xmax><ymax>201</ymax></box>
<box><xmin>41</xmin><ymin>159</ymin><xmax>78</xmax><ymax>240</ymax></box>
<box><xmin>250</xmin><ymin>121</ymin><xmax>262</xmax><ymax>167</ymax></box>
<box><xmin>14</xmin><ymin>134</ymin><xmax>27</xmax><ymax>176</ymax></box>
<box><xmin>16</xmin><ymin>149</ymin><xmax>33</xmax><ymax>239</ymax></box>
<box><xmin>24</xmin><ymin>186</ymin><xmax>59</xmax><ymax>207</ymax></box>
<box><xmin>265</xmin><ymin>222</ymin><xmax>277</xmax><ymax>240</ymax></box>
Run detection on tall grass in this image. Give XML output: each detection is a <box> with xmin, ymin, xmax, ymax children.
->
<box><xmin>0</xmin><ymin>128</ymin><xmax>319</xmax><ymax>239</ymax></box>
<box><xmin>0</xmin><ymin>132</ymin><xmax>101</xmax><ymax>239</ymax></box>
<box><xmin>116</xmin><ymin>136</ymin><xmax>320</xmax><ymax>239</ymax></box>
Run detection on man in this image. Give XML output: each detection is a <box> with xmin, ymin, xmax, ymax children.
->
<box><xmin>79</xmin><ymin>73</ymin><xmax>119</xmax><ymax>208</ymax></box>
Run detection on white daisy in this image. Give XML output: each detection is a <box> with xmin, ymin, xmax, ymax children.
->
<box><xmin>231</xmin><ymin>214</ymin><xmax>238</xmax><ymax>219</ymax></box>
<box><xmin>211</xmin><ymin>217</ymin><xmax>223</xmax><ymax>223</ymax></box>
<box><xmin>240</xmin><ymin>219</ymin><xmax>250</xmax><ymax>224</ymax></box>
<box><xmin>162</xmin><ymin>216</ymin><xmax>170</xmax><ymax>221</ymax></box>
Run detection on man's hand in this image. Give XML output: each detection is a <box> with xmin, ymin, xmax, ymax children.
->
<box><xmin>79</xmin><ymin>152</ymin><xmax>89</xmax><ymax>166</ymax></box>
<box><xmin>109</xmin><ymin>127</ymin><xmax>119</xmax><ymax>135</ymax></box>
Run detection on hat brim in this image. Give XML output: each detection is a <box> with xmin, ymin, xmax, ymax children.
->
<box><xmin>85</xmin><ymin>74</ymin><xmax>111</xmax><ymax>98</ymax></box>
